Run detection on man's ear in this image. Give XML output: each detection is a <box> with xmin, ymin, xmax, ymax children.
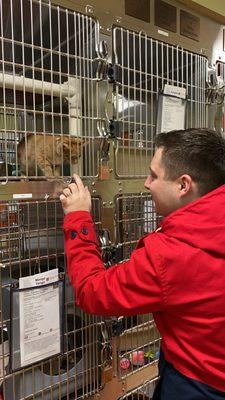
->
<box><xmin>177</xmin><ymin>174</ymin><xmax>193</xmax><ymax>196</ymax></box>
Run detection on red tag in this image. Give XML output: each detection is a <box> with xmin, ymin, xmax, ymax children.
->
<box><xmin>120</xmin><ymin>357</ymin><xmax>130</xmax><ymax>370</ymax></box>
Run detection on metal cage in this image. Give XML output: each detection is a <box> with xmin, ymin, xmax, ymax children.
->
<box><xmin>0</xmin><ymin>0</ymin><xmax>103</xmax><ymax>181</ymax></box>
<box><xmin>0</xmin><ymin>196</ymin><xmax>104</xmax><ymax>399</ymax></box>
<box><xmin>113</xmin><ymin>193</ymin><xmax>160</xmax><ymax>380</ymax></box>
<box><xmin>112</xmin><ymin>26</ymin><xmax>208</xmax><ymax>178</ymax></box>
<box><xmin>115</xmin><ymin>193</ymin><xmax>160</xmax><ymax>259</ymax></box>
<box><xmin>118</xmin><ymin>377</ymin><xmax>158</xmax><ymax>400</ymax></box>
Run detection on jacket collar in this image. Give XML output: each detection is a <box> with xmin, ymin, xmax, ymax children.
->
<box><xmin>159</xmin><ymin>184</ymin><xmax>225</xmax><ymax>255</ymax></box>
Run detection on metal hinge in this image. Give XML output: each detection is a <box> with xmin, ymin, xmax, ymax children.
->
<box><xmin>109</xmin><ymin>119</ymin><xmax>120</xmax><ymax>138</ymax></box>
<box><xmin>95</xmin><ymin>41</ymin><xmax>109</xmax><ymax>81</ymax></box>
<box><xmin>107</xmin><ymin>63</ymin><xmax>116</xmax><ymax>83</ymax></box>
<box><xmin>102</xmin><ymin>244</ymin><xmax>123</xmax><ymax>268</ymax></box>
<box><xmin>111</xmin><ymin>316</ymin><xmax>124</xmax><ymax>336</ymax></box>
<box><xmin>99</xmin><ymin>230</ymin><xmax>123</xmax><ymax>267</ymax></box>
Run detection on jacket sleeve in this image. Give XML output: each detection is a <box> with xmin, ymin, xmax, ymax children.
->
<box><xmin>63</xmin><ymin>211</ymin><xmax>166</xmax><ymax>316</ymax></box>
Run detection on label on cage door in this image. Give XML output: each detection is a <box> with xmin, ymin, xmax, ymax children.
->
<box><xmin>19</xmin><ymin>269</ymin><xmax>61</xmax><ymax>367</ymax></box>
<box><xmin>13</xmin><ymin>193</ymin><xmax>33</xmax><ymax>199</ymax></box>
<box><xmin>102</xmin><ymin>365</ymin><xmax>113</xmax><ymax>384</ymax></box>
<box><xmin>99</xmin><ymin>164</ymin><xmax>110</xmax><ymax>180</ymax></box>
<box><xmin>157</xmin><ymin>84</ymin><xmax>186</xmax><ymax>133</ymax></box>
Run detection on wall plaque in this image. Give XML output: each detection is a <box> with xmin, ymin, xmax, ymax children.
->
<box><xmin>180</xmin><ymin>10</ymin><xmax>200</xmax><ymax>42</ymax></box>
<box><xmin>155</xmin><ymin>0</ymin><xmax>177</xmax><ymax>33</ymax></box>
<box><xmin>125</xmin><ymin>0</ymin><xmax>150</xmax><ymax>23</ymax></box>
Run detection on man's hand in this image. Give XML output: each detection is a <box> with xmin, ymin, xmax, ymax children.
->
<box><xmin>60</xmin><ymin>174</ymin><xmax>92</xmax><ymax>215</ymax></box>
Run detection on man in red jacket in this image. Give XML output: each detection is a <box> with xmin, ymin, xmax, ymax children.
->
<box><xmin>60</xmin><ymin>128</ymin><xmax>225</xmax><ymax>399</ymax></box>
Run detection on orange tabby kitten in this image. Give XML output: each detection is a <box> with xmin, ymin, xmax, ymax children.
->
<box><xmin>18</xmin><ymin>133</ymin><xmax>86</xmax><ymax>177</ymax></box>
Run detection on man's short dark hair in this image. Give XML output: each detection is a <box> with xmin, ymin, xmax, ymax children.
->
<box><xmin>155</xmin><ymin>128</ymin><xmax>225</xmax><ymax>196</ymax></box>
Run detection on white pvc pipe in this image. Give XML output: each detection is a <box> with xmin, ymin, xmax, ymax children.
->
<box><xmin>67</xmin><ymin>77</ymin><xmax>83</xmax><ymax>175</ymax></box>
<box><xmin>0</xmin><ymin>73</ymin><xmax>76</xmax><ymax>97</ymax></box>
<box><xmin>67</xmin><ymin>77</ymin><xmax>82</xmax><ymax>137</ymax></box>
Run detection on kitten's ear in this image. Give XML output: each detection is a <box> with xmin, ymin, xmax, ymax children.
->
<box><xmin>79</xmin><ymin>138</ymin><xmax>85</xmax><ymax>146</ymax></box>
<box><xmin>62</xmin><ymin>140</ymin><xmax>70</xmax><ymax>151</ymax></box>
<box><xmin>80</xmin><ymin>137</ymin><xmax>89</xmax><ymax>147</ymax></box>
<box><xmin>78</xmin><ymin>138</ymin><xmax>88</xmax><ymax>153</ymax></box>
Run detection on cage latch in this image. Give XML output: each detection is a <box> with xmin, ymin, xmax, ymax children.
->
<box><xmin>99</xmin><ymin>229</ymin><xmax>111</xmax><ymax>247</ymax></box>
<box><xmin>99</xmin><ymin>139</ymin><xmax>110</xmax><ymax>180</ymax></box>
<box><xmin>109</xmin><ymin>119</ymin><xmax>120</xmax><ymax>138</ymax></box>
<box><xmin>103</xmin><ymin>245</ymin><xmax>123</xmax><ymax>267</ymax></box>
<box><xmin>99</xmin><ymin>230</ymin><xmax>123</xmax><ymax>266</ymax></box>
<box><xmin>111</xmin><ymin>316</ymin><xmax>124</xmax><ymax>336</ymax></box>
<box><xmin>110</xmin><ymin>245</ymin><xmax>123</xmax><ymax>264</ymax></box>
<box><xmin>107</xmin><ymin>63</ymin><xmax>116</xmax><ymax>83</ymax></box>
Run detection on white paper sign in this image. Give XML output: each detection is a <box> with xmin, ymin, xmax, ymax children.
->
<box><xmin>159</xmin><ymin>84</ymin><xmax>186</xmax><ymax>133</ymax></box>
<box><xmin>19</xmin><ymin>269</ymin><xmax>61</xmax><ymax>367</ymax></box>
<box><xmin>163</xmin><ymin>84</ymin><xmax>186</xmax><ymax>99</ymax></box>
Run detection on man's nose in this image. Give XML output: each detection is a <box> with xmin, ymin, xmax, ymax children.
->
<box><xmin>144</xmin><ymin>175</ymin><xmax>152</xmax><ymax>189</ymax></box>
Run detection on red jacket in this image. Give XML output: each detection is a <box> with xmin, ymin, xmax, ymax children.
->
<box><xmin>63</xmin><ymin>184</ymin><xmax>225</xmax><ymax>392</ymax></box>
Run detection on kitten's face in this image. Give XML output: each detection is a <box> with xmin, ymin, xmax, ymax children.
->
<box><xmin>70</xmin><ymin>138</ymin><xmax>84</xmax><ymax>162</ymax></box>
<box><xmin>57</xmin><ymin>137</ymin><xmax>87</xmax><ymax>163</ymax></box>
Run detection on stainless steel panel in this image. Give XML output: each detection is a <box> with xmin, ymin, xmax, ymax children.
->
<box><xmin>118</xmin><ymin>377</ymin><xmax>158</xmax><ymax>399</ymax></box>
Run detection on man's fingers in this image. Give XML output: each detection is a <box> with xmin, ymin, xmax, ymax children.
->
<box><xmin>73</xmin><ymin>174</ymin><xmax>85</xmax><ymax>191</ymax></box>
<box><xmin>68</xmin><ymin>182</ymin><xmax>78</xmax><ymax>193</ymax></box>
<box><xmin>63</xmin><ymin>188</ymin><xmax>71</xmax><ymax>197</ymax></box>
<box><xmin>59</xmin><ymin>194</ymin><xmax>67</xmax><ymax>204</ymax></box>
<box><xmin>85</xmin><ymin>186</ymin><xmax>91</xmax><ymax>197</ymax></box>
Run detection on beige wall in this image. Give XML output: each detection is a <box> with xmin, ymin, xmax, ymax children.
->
<box><xmin>52</xmin><ymin>0</ymin><xmax>225</xmax><ymax>65</ymax></box>
<box><xmin>56</xmin><ymin>0</ymin><xmax>225</xmax><ymax>22</ymax></box>
<box><xmin>178</xmin><ymin>0</ymin><xmax>225</xmax><ymax>23</ymax></box>
<box><xmin>194</xmin><ymin>0</ymin><xmax>225</xmax><ymax>16</ymax></box>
